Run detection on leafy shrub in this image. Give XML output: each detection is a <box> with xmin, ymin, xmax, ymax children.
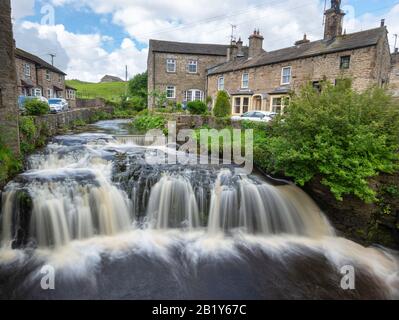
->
<box><xmin>213</xmin><ymin>91</ymin><xmax>231</xmax><ymax>118</ymax></box>
<box><xmin>19</xmin><ymin>116</ymin><xmax>37</xmax><ymax>154</ymax></box>
<box><xmin>24</xmin><ymin>99</ymin><xmax>49</xmax><ymax>116</ymax></box>
<box><xmin>187</xmin><ymin>100</ymin><xmax>207</xmax><ymax>115</ymax></box>
<box><xmin>121</xmin><ymin>95</ymin><xmax>146</xmax><ymax>112</ymax></box>
<box><xmin>0</xmin><ymin>143</ymin><xmax>22</xmax><ymax>187</ymax></box>
<box><xmin>261</xmin><ymin>82</ymin><xmax>399</xmax><ymax>203</ymax></box>
<box><xmin>131</xmin><ymin>114</ymin><xmax>166</xmax><ymax>133</ymax></box>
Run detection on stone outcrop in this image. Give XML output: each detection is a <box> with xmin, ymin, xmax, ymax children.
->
<box><xmin>0</xmin><ymin>0</ymin><xmax>20</xmax><ymax>154</ymax></box>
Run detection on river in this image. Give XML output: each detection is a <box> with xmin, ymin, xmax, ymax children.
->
<box><xmin>0</xmin><ymin>120</ymin><xmax>398</xmax><ymax>299</ymax></box>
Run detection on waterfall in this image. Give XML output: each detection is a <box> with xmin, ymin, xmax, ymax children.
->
<box><xmin>146</xmin><ymin>175</ymin><xmax>200</xmax><ymax>229</ymax></box>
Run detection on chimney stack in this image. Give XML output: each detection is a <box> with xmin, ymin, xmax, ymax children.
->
<box><xmin>236</xmin><ymin>37</ymin><xmax>244</xmax><ymax>57</ymax></box>
<box><xmin>324</xmin><ymin>0</ymin><xmax>345</xmax><ymax>40</ymax></box>
<box><xmin>395</xmin><ymin>48</ymin><xmax>398</xmax><ymax>54</ymax></box>
<box><xmin>227</xmin><ymin>39</ymin><xmax>238</xmax><ymax>61</ymax></box>
<box><xmin>295</xmin><ymin>34</ymin><xmax>310</xmax><ymax>46</ymax></box>
<box><xmin>380</xmin><ymin>19</ymin><xmax>385</xmax><ymax>27</ymax></box>
<box><xmin>248</xmin><ymin>29</ymin><xmax>264</xmax><ymax>58</ymax></box>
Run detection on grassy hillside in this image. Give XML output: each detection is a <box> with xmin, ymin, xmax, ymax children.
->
<box><xmin>66</xmin><ymin>79</ymin><xmax>128</xmax><ymax>102</ymax></box>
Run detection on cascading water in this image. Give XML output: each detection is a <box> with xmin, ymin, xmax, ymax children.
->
<box><xmin>0</xmin><ymin>119</ymin><xmax>397</xmax><ymax>300</ymax></box>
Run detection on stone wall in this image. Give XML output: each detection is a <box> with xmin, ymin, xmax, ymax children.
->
<box><xmin>0</xmin><ymin>0</ymin><xmax>20</xmax><ymax>154</ymax></box>
<box><xmin>390</xmin><ymin>52</ymin><xmax>399</xmax><ymax>97</ymax></box>
<box><xmin>148</xmin><ymin>51</ymin><xmax>226</xmax><ymax>108</ymax></box>
<box><xmin>76</xmin><ymin>98</ymin><xmax>106</xmax><ymax>109</ymax></box>
<box><xmin>33</xmin><ymin>106</ymin><xmax>113</xmax><ymax>136</ymax></box>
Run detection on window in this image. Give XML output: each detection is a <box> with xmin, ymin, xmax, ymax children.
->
<box><xmin>340</xmin><ymin>56</ymin><xmax>350</xmax><ymax>69</ymax></box>
<box><xmin>184</xmin><ymin>89</ymin><xmax>203</xmax><ymax>102</ymax></box>
<box><xmin>23</xmin><ymin>63</ymin><xmax>31</xmax><ymax>78</ymax></box>
<box><xmin>33</xmin><ymin>88</ymin><xmax>42</xmax><ymax>97</ymax></box>
<box><xmin>59</xmin><ymin>75</ymin><xmax>63</xmax><ymax>83</ymax></box>
<box><xmin>241</xmin><ymin>73</ymin><xmax>249</xmax><ymax>89</ymax></box>
<box><xmin>312</xmin><ymin>81</ymin><xmax>321</xmax><ymax>92</ymax></box>
<box><xmin>218</xmin><ymin>77</ymin><xmax>224</xmax><ymax>91</ymax></box>
<box><xmin>166</xmin><ymin>59</ymin><xmax>176</xmax><ymax>73</ymax></box>
<box><xmin>271</xmin><ymin>96</ymin><xmax>289</xmax><ymax>114</ymax></box>
<box><xmin>242</xmin><ymin>97</ymin><xmax>249</xmax><ymax>113</ymax></box>
<box><xmin>281</xmin><ymin>67</ymin><xmax>291</xmax><ymax>85</ymax></box>
<box><xmin>46</xmin><ymin>70</ymin><xmax>51</xmax><ymax>81</ymax></box>
<box><xmin>166</xmin><ymin>86</ymin><xmax>176</xmax><ymax>99</ymax></box>
<box><xmin>188</xmin><ymin>60</ymin><xmax>198</xmax><ymax>73</ymax></box>
<box><xmin>234</xmin><ymin>97</ymin><xmax>241</xmax><ymax>114</ymax></box>
<box><xmin>67</xmin><ymin>90</ymin><xmax>76</xmax><ymax>100</ymax></box>
<box><xmin>46</xmin><ymin>88</ymin><xmax>53</xmax><ymax>98</ymax></box>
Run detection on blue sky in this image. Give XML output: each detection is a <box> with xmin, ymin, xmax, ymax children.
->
<box><xmin>11</xmin><ymin>0</ymin><xmax>399</xmax><ymax>81</ymax></box>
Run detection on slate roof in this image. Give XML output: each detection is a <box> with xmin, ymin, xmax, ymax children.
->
<box><xmin>149</xmin><ymin>39</ymin><xmax>229</xmax><ymax>56</ymax></box>
<box><xmin>15</xmin><ymin>48</ymin><xmax>67</xmax><ymax>75</ymax></box>
<box><xmin>208</xmin><ymin>27</ymin><xmax>387</xmax><ymax>75</ymax></box>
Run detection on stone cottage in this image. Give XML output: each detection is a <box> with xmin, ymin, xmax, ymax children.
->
<box><xmin>15</xmin><ymin>48</ymin><xmax>67</xmax><ymax>100</ymax></box>
<box><xmin>147</xmin><ymin>0</ymin><xmax>395</xmax><ymax>114</ymax></box>
<box><xmin>207</xmin><ymin>0</ymin><xmax>392</xmax><ymax>114</ymax></box>
<box><xmin>391</xmin><ymin>49</ymin><xmax>399</xmax><ymax>97</ymax></box>
<box><xmin>147</xmin><ymin>40</ymin><xmax>231</xmax><ymax>108</ymax></box>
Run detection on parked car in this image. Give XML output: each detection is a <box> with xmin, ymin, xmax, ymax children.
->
<box><xmin>18</xmin><ymin>95</ymin><xmax>49</xmax><ymax>113</ymax></box>
<box><xmin>48</xmin><ymin>98</ymin><xmax>69</xmax><ymax>113</ymax></box>
<box><xmin>231</xmin><ymin>111</ymin><xmax>277</xmax><ymax>122</ymax></box>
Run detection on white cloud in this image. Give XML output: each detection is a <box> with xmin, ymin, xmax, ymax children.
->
<box><xmin>11</xmin><ymin>0</ymin><xmax>36</xmax><ymax>20</ymax></box>
<box><xmin>10</xmin><ymin>0</ymin><xmax>399</xmax><ymax>82</ymax></box>
<box><xmin>13</xmin><ymin>21</ymin><xmax>147</xmax><ymax>82</ymax></box>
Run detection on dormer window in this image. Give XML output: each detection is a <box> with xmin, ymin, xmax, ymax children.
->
<box><xmin>188</xmin><ymin>60</ymin><xmax>198</xmax><ymax>73</ymax></box>
<box><xmin>281</xmin><ymin>67</ymin><xmax>291</xmax><ymax>85</ymax></box>
<box><xmin>340</xmin><ymin>56</ymin><xmax>351</xmax><ymax>69</ymax></box>
<box><xmin>241</xmin><ymin>73</ymin><xmax>249</xmax><ymax>89</ymax></box>
<box><xmin>166</xmin><ymin>59</ymin><xmax>176</xmax><ymax>73</ymax></box>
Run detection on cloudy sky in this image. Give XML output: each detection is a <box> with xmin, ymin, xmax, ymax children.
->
<box><xmin>10</xmin><ymin>0</ymin><xmax>399</xmax><ymax>82</ymax></box>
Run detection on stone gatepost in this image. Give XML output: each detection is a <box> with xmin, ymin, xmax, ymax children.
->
<box><xmin>0</xmin><ymin>0</ymin><xmax>20</xmax><ymax>154</ymax></box>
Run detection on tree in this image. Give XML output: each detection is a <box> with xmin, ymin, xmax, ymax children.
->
<box><xmin>187</xmin><ymin>100</ymin><xmax>207</xmax><ymax>115</ymax></box>
<box><xmin>128</xmin><ymin>71</ymin><xmax>148</xmax><ymax>99</ymax></box>
<box><xmin>260</xmin><ymin>81</ymin><xmax>399</xmax><ymax>203</ymax></box>
<box><xmin>213</xmin><ymin>91</ymin><xmax>231</xmax><ymax>118</ymax></box>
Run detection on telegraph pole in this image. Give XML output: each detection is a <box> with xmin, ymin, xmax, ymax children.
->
<box><xmin>48</xmin><ymin>53</ymin><xmax>56</xmax><ymax>66</ymax></box>
<box><xmin>230</xmin><ymin>24</ymin><xmax>237</xmax><ymax>42</ymax></box>
<box><xmin>394</xmin><ymin>34</ymin><xmax>398</xmax><ymax>52</ymax></box>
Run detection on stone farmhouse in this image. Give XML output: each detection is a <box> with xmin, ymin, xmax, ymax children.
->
<box><xmin>148</xmin><ymin>0</ymin><xmax>395</xmax><ymax>114</ymax></box>
<box><xmin>15</xmin><ymin>48</ymin><xmax>77</xmax><ymax>108</ymax></box>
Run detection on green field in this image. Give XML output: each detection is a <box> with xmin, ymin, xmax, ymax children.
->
<box><xmin>66</xmin><ymin>79</ymin><xmax>128</xmax><ymax>101</ymax></box>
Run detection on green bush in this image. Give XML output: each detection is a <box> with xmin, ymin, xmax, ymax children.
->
<box><xmin>261</xmin><ymin>82</ymin><xmax>399</xmax><ymax>203</ymax></box>
<box><xmin>213</xmin><ymin>91</ymin><xmax>231</xmax><ymax>118</ymax></box>
<box><xmin>19</xmin><ymin>116</ymin><xmax>37</xmax><ymax>154</ymax></box>
<box><xmin>187</xmin><ymin>100</ymin><xmax>207</xmax><ymax>115</ymax></box>
<box><xmin>131</xmin><ymin>114</ymin><xmax>166</xmax><ymax>133</ymax></box>
<box><xmin>24</xmin><ymin>99</ymin><xmax>49</xmax><ymax>116</ymax></box>
<box><xmin>121</xmin><ymin>95</ymin><xmax>146</xmax><ymax>112</ymax></box>
<box><xmin>0</xmin><ymin>143</ymin><xmax>22</xmax><ymax>186</ymax></box>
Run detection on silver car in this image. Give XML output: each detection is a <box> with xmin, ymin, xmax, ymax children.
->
<box><xmin>48</xmin><ymin>98</ymin><xmax>69</xmax><ymax>113</ymax></box>
<box><xmin>232</xmin><ymin>111</ymin><xmax>277</xmax><ymax>122</ymax></box>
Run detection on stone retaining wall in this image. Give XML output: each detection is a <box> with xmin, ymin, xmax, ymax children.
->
<box><xmin>76</xmin><ymin>98</ymin><xmax>107</xmax><ymax>109</ymax></box>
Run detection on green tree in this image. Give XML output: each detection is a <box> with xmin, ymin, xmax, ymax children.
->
<box><xmin>261</xmin><ymin>81</ymin><xmax>399</xmax><ymax>203</ymax></box>
<box><xmin>24</xmin><ymin>99</ymin><xmax>49</xmax><ymax>116</ymax></box>
<box><xmin>187</xmin><ymin>100</ymin><xmax>207</xmax><ymax>115</ymax></box>
<box><xmin>213</xmin><ymin>91</ymin><xmax>231</xmax><ymax>118</ymax></box>
<box><xmin>128</xmin><ymin>71</ymin><xmax>148</xmax><ymax>99</ymax></box>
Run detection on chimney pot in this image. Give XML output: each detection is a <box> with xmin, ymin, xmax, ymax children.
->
<box><xmin>395</xmin><ymin>48</ymin><xmax>399</xmax><ymax>53</ymax></box>
<box><xmin>381</xmin><ymin>19</ymin><xmax>385</xmax><ymax>27</ymax></box>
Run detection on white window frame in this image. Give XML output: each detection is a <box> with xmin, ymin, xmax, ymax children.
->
<box><xmin>270</xmin><ymin>95</ymin><xmax>289</xmax><ymax>113</ymax></box>
<box><xmin>241</xmin><ymin>73</ymin><xmax>249</xmax><ymax>89</ymax></box>
<box><xmin>218</xmin><ymin>76</ymin><xmax>224</xmax><ymax>91</ymax></box>
<box><xmin>166</xmin><ymin>59</ymin><xmax>176</xmax><ymax>73</ymax></box>
<box><xmin>166</xmin><ymin>86</ymin><xmax>176</xmax><ymax>99</ymax></box>
<box><xmin>188</xmin><ymin>60</ymin><xmax>198</xmax><ymax>74</ymax></box>
<box><xmin>33</xmin><ymin>88</ymin><xmax>42</xmax><ymax>97</ymax></box>
<box><xmin>58</xmin><ymin>74</ymin><xmax>63</xmax><ymax>83</ymax></box>
<box><xmin>46</xmin><ymin>70</ymin><xmax>51</xmax><ymax>81</ymax></box>
<box><xmin>281</xmin><ymin>66</ymin><xmax>292</xmax><ymax>85</ymax></box>
<box><xmin>184</xmin><ymin>89</ymin><xmax>203</xmax><ymax>102</ymax></box>
<box><xmin>24</xmin><ymin>63</ymin><xmax>31</xmax><ymax>78</ymax></box>
<box><xmin>46</xmin><ymin>88</ymin><xmax>53</xmax><ymax>98</ymax></box>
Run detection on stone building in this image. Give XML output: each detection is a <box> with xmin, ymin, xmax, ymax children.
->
<box><xmin>0</xmin><ymin>0</ymin><xmax>20</xmax><ymax>153</ymax></box>
<box><xmin>147</xmin><ymin>1</ymin><xmax>395</xmax><ymax>114</ymax></box>
<box><xmin>147</xmin><ymin>40</ymin><xmax>230</xmax><ymax>108</ymax></box>
<box><xmin>15</xmin><ymin>48</ymin><xmax>67</xmax><ymax>99</ymax></box>
<box><xmin>207</xmin><ymin>0</ymin><xmax>392</xmax><ymax>114</ymax></box>
<box><xmin>65</xmin><ymin>85</ymin><xmax>77</xmax><ymax>109</ymax></box>
<box><xmin>100</xmin><ymin>75</ymin><xmax>124</xmax><ymax>83</ymax></box>
<box><xmin>390</xmin><ymin>49</ymin><xmax>399</xmax><ymax>97</ymax></box>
